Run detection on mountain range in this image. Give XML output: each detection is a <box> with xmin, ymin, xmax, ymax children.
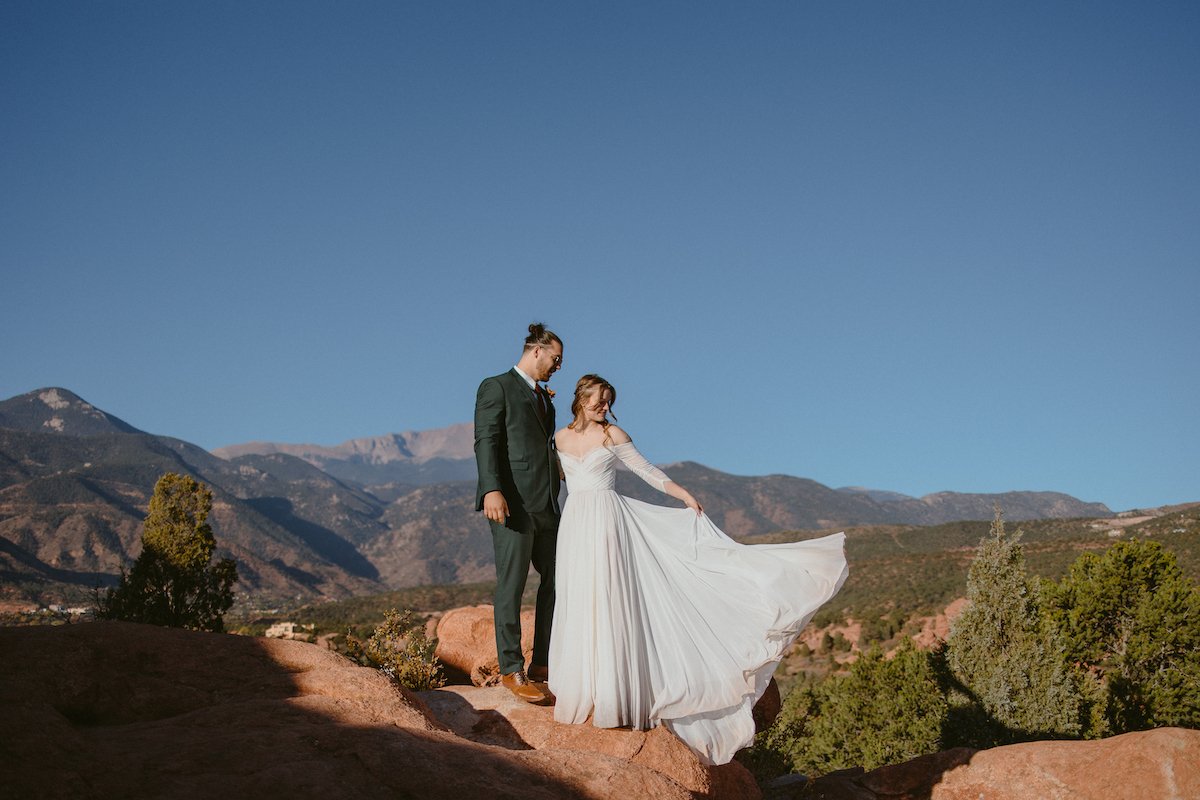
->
<box><xmin>212</xmin><ymin>424</ymin><xmax>476</xmax><ymax>485</ymax></box>
<box><xmin>0</xmin><ymin>387</ymin><xmax>1113</xmax><ymax>604</ymax></box>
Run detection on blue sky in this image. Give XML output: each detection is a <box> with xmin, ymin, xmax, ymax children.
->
<box><xmin>2</xmin><ymin>2</ymin><xmax>1197</xmax><ymax>511</ymax></box>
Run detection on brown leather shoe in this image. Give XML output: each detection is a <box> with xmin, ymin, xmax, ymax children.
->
<box><xmin>527</xmin><ymin>664</ymin><xmax>549</xmax><ymax>683</ymax></box>
<box><xmin>501</xmin><ymin>670</ymin><xmax>547</xmax><ymax>704</ymax></box>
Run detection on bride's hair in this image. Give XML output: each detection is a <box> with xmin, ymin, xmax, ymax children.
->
<box><xmin>568</xmin><ymin>374</ymin><xmax>618</xmax><ymax>443</ymax></box>
<box><xmin>523</xmin><ymin>322</ymin><xmax>561</xmax><ymax>350</ymax></box>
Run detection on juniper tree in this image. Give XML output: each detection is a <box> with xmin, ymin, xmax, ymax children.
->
<box><xmin>1047</xmin><ymin>538</ymin><xmax>1200</xmax><ymax>732</ymax></box>
<box><xmin>945</xmin><ymin>507</ymin><xmax>1082</xmax><ymax>744</ymax></box>
<box><xmin>96</xmin><ymin>472</ymin><xmax>238</xmax><ymax>631</ymax></box>
<box><xmin>751</xmin><ymin>641</ymin><xmax>947</xmax><ymax>778</ymax></box>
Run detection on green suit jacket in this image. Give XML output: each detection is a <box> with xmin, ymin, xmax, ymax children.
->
<box><xmin>474</xmin><ymin>368</ymin><xmax>561</xmax><ymax>530</ymax></box>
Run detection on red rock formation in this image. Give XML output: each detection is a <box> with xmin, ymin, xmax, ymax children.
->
<box><xmin>418</xmin><ymin>685</ymin><xmax>759</xmax><ymax>799</ymax></box>
<box><xmin>427</xmin><ymin>603</ymin><xmax>771</xmax><ymax>797</ymax></box>
<box><xmin>0</xmin><ymin>621</ymin><xmax>750</xmax><ymax>799</ymax></box>
<box><xmin>910</xmin><ymin>597</ymin><xmax>968</xmax><ymax>650</ymax></box>
<box><xmin>801</xmin><ymin>728</ymin><xmax>1200</xmax><ymax>800</ymax></box>
<box><xmin>931</xmin><ymin>728</ymin><xmax>1200</xmax><ymax>800</ymax></box>
<box><xmin>434</xmin><ymin>603</ymin><xmax>535</xmax><ymax>686</ymax></box>
<box><xmin>7</xmin><ymin>617</ymin><xmax>1192</xmax><ymax>800</ymax></box>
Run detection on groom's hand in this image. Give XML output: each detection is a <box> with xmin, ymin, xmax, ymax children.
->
<box><xmin>482</xmin><ymin>491</ymin><xmax>510</xmax><ymax>524</ymax></box>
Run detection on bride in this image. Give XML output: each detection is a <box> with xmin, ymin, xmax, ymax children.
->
<box><xmin>547</xmin><ymin>374</ymin><xmax>848</xmax><ymax>765</ymax></box>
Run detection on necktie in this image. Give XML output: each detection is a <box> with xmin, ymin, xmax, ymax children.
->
<box><xmin>533</xmin><ymin>386</ymin><xmax>547</xmax><ymax>422</ymax></box>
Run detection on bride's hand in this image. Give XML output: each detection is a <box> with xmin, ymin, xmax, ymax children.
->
<box><xmin>664</xmin><ymin>481</ymin><xmax>702</xmax><ymax>516</ymax></box>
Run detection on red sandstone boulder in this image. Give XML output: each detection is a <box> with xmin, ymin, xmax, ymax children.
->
<box><xmin>802</xmin><ymin>728</ymin><xmax>1200</xmax><ymax>800</ymax></box>
<box><xmin>418</xmin><ymin>684</ymin><xmax>760</xmax><ymax>800</ymax></box>
<box><xmin>931</xmin><ymin>728</ymin><xmax>1200</xmax><ymax>800</ymax></box>
<box><xmin>434</xmin><ymin>603</ymin><xmax>536</xmax><ymax>686</ymax></box>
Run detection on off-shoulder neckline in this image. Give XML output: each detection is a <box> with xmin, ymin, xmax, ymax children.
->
<box><xmin>557</xmin><ymin>445</ymin><xmax>611</xmax><ymax>462</ymax></box>
<box><xmin>557</xmin><ymin>441</ymin><xmax>634</xmax><ymax>462</ymax></box>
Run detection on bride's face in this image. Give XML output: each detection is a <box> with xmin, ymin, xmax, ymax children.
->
<box><xmin>584</xmin><ymin>389</ymin><xmax>613</xmax><ymax>425</ymax></box>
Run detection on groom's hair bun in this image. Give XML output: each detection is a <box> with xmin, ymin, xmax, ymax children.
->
<box><xmin>524</xmin><ymin>322</ymin><xmax>561</xmax><ymax>349</ymax></box>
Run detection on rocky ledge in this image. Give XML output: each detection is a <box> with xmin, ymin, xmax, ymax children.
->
<box><xmin>0</xmin><ymin>620</ymin><xmax>752</xmax><ymax>799</ymax></box>
<box><xmin>1</xmin><ymin>618</ymin><xmax>1197</xmax><ymax>800</ymax></box>
<box><xmin>796</xmin><ymin>728</ymin><xmax>1198</xmax><ymax>800</ymax></box>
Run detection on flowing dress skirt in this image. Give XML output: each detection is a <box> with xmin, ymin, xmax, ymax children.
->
<box><xmin>548</xmin><ymin>488</ymin><xmax>848</xmax><ymax>765</ymax></box>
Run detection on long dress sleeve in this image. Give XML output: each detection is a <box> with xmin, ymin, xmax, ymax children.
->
<box><xmin>610</xmin><ymin>441</ymin><xmax>670</xmax><ymax>492</ymax></box>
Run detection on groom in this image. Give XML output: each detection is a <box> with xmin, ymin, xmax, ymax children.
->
<box><xmin>474</xmin><ymin>323</ymin><xmax>563</xmax><ymax>703</ymax></box>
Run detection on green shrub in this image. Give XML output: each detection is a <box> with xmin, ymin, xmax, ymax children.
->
<box><xmin>345</xmin><ymin>608</ymin><xmax>446</xmax><ymax>691</ymax></box>
<box><xmin>749</xmin><ymin>641</ymin><xmax>947</xmax><ymax>779</ymax></box>
<box><xmin>1047</xmin><ymin>538</ymin><xmax>1200</xmax><ymax>733</ymax></box>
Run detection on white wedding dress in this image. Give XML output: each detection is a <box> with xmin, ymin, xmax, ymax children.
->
<box><xmin>548</xmin><ymin>441</ymin><xmax>848</xmax><ymax>765</ymax></box>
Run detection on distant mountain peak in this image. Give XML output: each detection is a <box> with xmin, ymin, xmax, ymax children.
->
<box><xmin>0</xmin><ymin>387</ymin><xmax>143</xmax><ymax>436</ymax></box>
<box><xmin>837</xmin><ymin>486</ymin><xmax>916</xmax><ymax>504</ymax></box>
<box><xmin>211</xmin><ymin>423</ymin><xmax>476</xmax><ymax>484</ymax></box>
<box><xmin>213</xmin><ymin>422</ymin><xmax>473</xmax><ymax>463</ymax></box>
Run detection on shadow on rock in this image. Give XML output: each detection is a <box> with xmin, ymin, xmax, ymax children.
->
<box><xmin>0</xmin><ymin>621</ymin><xmax>706</xmax><ymax>799</ymax></box>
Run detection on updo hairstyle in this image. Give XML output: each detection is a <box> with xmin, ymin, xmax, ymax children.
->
<box><xmin>523</xmin><ymin>322</ymin><xmax>562</xmax><ymax>350</ymax></box>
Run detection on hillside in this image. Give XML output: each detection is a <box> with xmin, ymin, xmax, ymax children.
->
<box><xmin>1</xmin><ymin>386</ymin><xmax>1122</xmax><ymax>607</ymax></box>
<box><xmin>214</xmin><ymin>429</ymin><xmax>1113</xmax><ymax>525</ymax></box>
<box><xmin>229</xmin><ymin>505</ymin><xmax>1200</xmax><ymax>651</ymax></box>
<box><xmin>756</xmin><ymin>506</ymin><xmax>1200</xmax><ymax>628</ymax></box>
<box><xmin>614</xmin><ymin>463</ymin><xmax>1110</xmax><ymax>534</ymax></box>
<box><xmin>0</xmin><ymin>427</ymin><xmax>386</xmax><ymax>603</ymax></box>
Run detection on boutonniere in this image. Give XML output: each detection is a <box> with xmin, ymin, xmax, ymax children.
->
<box><xmin>544</xmin><ymin>387</ymin><xmax>555</xmax><ymax>399</ymax></box>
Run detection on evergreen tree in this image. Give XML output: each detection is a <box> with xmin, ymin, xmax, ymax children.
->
<box><xmin>945</xmin><ymin>507</ymin><xmax>1082</xmax><ymax>744</ymax></box>
<box><xmin>96</xmin><ymin>473</ymin><xmax>238</xmax><ymax>631</ymax></box>
<box><xmin>1047</xmin><ymin>538</ymin><xmax>1200</xmax><ymax>732</ymax></box>
<box><xmin>1050</xmin><ymin>538</ymin><xmax>1180</xmax><ymax>668</ymax></box>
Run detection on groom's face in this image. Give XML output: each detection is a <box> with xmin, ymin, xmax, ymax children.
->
<box><xmin>533</xmin><ymin>343</ymin><xmax>563</xmax><ymax>382</ymax></box>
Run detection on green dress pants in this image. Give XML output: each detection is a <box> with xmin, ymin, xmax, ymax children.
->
<box><xmin>490</xmin><ymin>510</ymin><xmax>559</xmax><ymax>675</ymax></box>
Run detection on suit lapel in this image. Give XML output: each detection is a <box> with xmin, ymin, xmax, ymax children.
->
<box><xmin>510</xmin><ymin>368</ymin><xmax>551</xmax><ymax>435</ymax></box>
